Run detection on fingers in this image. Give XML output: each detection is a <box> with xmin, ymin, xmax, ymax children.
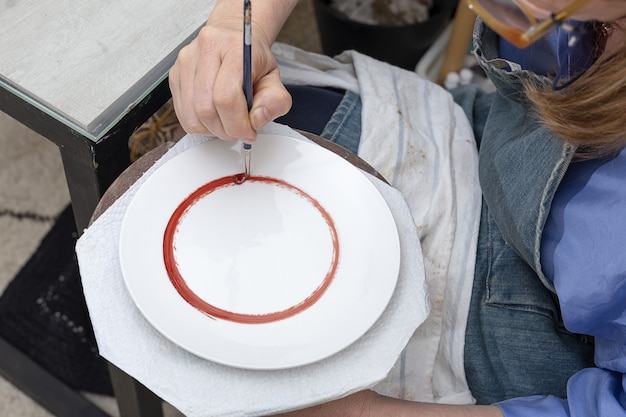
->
<box><xmin>211</xmin><ymin>47</ymin><xmax>256</xmax><ymax>142</ymax></box>
<box><xmin>169</xmin><ymin>24</ymin><xmax>292</xmax><ymax>143</ymax></box>
<box><xmin>169</xmin><ymin>39</ymin><xmax>213</xmax><ymax>136</ymax></box>
<box><xmin>210</xmin><ymin>60</ymin><xmax>292</xmax><ymax>141</ymax></box>
<box><xmin>250</xmin><ymin>67</ymin><xmax>293</xmax><ymax>131</ymax></box>
<box><xmin>169</xmin><ymin>25</ymin><xmax>248</xmax><ymax>141</ymax></box>
<box><xmin>170</xmin><ymin>26</ymin><xmax>244</xmax><ymax>140</ymax></box>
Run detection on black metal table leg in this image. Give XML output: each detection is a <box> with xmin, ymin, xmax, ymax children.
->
<box><xmin>0</xmin><ymin>337</ymin><xmax>109</xmax><ymax>417</ymax></box>
<box><xmin>108</xmin><ymin>364</ymin><xmax>165</xmax><ymax>417</ymax></box>
<box><xmin>56</xmin><ymin>107</ymin><xmax>168</xmax><ymax>417</ymax></box>
<box><xmin>0</xmin><ymin>80</ymin><xmax>171</xmax><ymax>417</ymax></box>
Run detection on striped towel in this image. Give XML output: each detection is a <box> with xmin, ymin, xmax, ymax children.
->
<box><xmin>275</xmin><ymin>43</ymin><xmax>481</xmax><ymax>405</ymax></box>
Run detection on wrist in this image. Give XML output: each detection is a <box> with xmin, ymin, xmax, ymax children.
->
<box><xmin>208</xmin><ymin>0</ymin><xmax>298</xmax><ymax>45</ymax></box>
<box><xmin>206</xmin><ymin>0</ymin><xmax>244</xmax><ymax>31</ymax></box>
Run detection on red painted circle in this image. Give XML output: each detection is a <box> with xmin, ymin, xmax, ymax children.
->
<box><xmin>163</xmin><ymin>174</ymin><xmax>340</xmax><ymax>324</ymax></box>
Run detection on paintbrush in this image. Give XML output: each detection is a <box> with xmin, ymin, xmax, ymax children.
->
<box><xmin>242</xmin><ymin>0</ymin><xmax>252</xmax><ymax>179</ymax></box>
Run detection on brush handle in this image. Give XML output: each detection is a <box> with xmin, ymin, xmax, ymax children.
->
<box><xmin>243</xmin><ymin>0</ymin><xmax>252</xmax><ymax>112</ymax></box>
<box><xmin>243</xmin><ymin>0</ymin><xmax>253</xmax><ymax>153</ymax></box>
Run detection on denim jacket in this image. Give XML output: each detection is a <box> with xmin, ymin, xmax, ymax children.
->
<box><xmin>473</xmin><ymin>20</ymin><xmax>577</xmax><ymax>292</ymax></box>
<box><xmin>455</xmin><ymin>20</ymin><xmax>595</xmax><ymax>404</ymax></box>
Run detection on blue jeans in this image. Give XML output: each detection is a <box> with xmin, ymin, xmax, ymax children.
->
<box><xmin>319</xmin><ymin>90</ymin><xmax>361</xmax><ymax>155</ymax></box>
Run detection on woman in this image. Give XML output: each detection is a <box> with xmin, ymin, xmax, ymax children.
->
<box><xmin>169</xmin><ymin>0</ymin><xmax>626</xmax><ymax>415</ymax></box>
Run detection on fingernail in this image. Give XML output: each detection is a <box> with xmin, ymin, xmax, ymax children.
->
<box><xmin>251</xmin><ymin>107</ymin><xmax>272</xmax><ymax>130</ymax></box>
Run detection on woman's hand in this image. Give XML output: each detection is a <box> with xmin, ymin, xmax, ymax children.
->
<box><xmin>169</xmin><ymin>0</ymin><xmax>295</xmax><ymax>142</ymax></box>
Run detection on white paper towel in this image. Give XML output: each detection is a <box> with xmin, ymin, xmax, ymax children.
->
<box><xmin>76</xmin><ymin>123</ymin><xmax>429</xmax><ymax>417</ymax></box>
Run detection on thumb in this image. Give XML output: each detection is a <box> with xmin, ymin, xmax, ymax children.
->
<box><xmin>250</xmin><ymin>70</ymin><xmax>292</xmax><ymax>130</ymax></box>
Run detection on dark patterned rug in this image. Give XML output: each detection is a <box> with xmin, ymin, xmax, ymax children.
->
<box><xmin>0</xmin><ymin>204</ymin><xmax>113</xmax><ymax>395</ymax></box>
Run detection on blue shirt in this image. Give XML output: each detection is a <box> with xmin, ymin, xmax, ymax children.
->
<box><xmin>498</xmin><ymin>21</ymin><xmax>595</xmax><ymax>87</ymax></box>
<box><xmin>498</xmin><ymin>148</ymin><xmax>626</xmax><ymax>416</ymax></box>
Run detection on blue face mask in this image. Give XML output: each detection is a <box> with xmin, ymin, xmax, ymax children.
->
<box><xmin>498</xmin><ymin>20</ymin><xmax>596</xmax><ymax>89</ymax></box>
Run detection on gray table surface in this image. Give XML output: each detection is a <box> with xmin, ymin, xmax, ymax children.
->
<box><xmin>0</xmin><ymin>0</ymin><xmax>214</xmax><ymax>140</ymax></box>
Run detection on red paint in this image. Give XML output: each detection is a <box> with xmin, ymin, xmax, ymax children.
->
<box><xmin>163</xmin><ymin>174</ymin><xmax>340</xmax><ymax>324</ymax></box>
<box><xmin>233</xmin><ymin>173</ymin><xmax>247</xmax><ymax>184</ymax></box>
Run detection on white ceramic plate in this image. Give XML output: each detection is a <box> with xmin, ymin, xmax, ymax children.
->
<box><xmin>119</xmin><ymin>133</ymin><xmax>400</xmax><ymax>369</ymax></box>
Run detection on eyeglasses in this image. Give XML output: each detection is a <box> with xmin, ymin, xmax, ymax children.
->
<box><xmin>465</xmin><ymin>0</ymin><xmax>591</xmax><ymax>48</ymax></box>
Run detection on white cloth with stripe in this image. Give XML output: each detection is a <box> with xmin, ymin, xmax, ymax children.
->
<box><xmin>275</xmin><ymin>43</ymin><xmax>481</xmax><ymax>404</ymax></box>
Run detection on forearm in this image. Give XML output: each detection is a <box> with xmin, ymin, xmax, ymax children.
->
<box><xmin>208</xmin><ymin>0</ymin><xmax>299</xmax><ymax>45</ymax></box>
<box><xmin>276</xmin><ymin>391</ymin><xmax>504</xmax><ymax>417</ymax></box>
<box><xmin>373</xmin><ymin>397</ymin><xmax>504</xmax><ymax>417</ymax></box>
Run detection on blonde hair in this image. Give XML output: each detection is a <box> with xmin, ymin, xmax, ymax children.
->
<box><xmin>525</xmin><ymin>25</ymin><xmax>626</xmax><ymax>158</ymax></box>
